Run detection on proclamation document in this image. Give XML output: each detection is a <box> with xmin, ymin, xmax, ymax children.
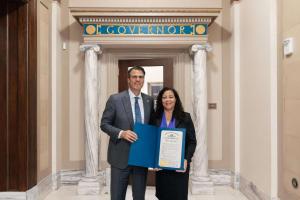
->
<box><xmin>158</xmin><ymin>130</ymin><xmax>183</xmax><ymax>168</ymax></box>
<box><xmin>129</xmin><ymin>123</ymin><xmax>186</xmax><ymax>170</ymax></box>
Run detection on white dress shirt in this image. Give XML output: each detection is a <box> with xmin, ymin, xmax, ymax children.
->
<box><xmin>118</xmin><ymin>89</ymin><xmax>145</xmax><ymax>139</ymax></box>
<box><xmin>128</xmin><ymin>89</ymin><xmax>145</xmax><ymax>124</ymax></box>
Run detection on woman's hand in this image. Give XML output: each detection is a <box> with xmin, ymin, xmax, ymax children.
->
<box><xmin>176</xmin><ymin>159</ymin><xmax>187</xmax><ymax>173</ymax></box>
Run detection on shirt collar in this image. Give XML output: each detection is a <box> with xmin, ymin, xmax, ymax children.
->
<box><xmin>128</xmin><ymin>89</ymin><xmax>142</xmax><ymax>99</ymax></box>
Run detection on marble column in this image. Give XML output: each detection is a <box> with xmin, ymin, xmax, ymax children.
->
<box><xmin>190</xmin><ymin>44</ymin><xmax>214</xmax><ymax>195</ymax></box>
<box><xmin>77</xmin><ymin>44</ymin><xmax>102</xmax><ymax>195</ymax></box>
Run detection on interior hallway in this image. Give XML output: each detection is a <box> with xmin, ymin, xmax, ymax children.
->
<box><xmin>3</xmin><ymin>0</ymin><xmax>300</xmax><ymax>199</ymax></box>
<box><xmin>44</xmin><ymin>186</ymin><xmax>248</xmax><ymax>200</ymax></box>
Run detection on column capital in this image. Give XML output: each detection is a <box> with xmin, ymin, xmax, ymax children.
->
<box><xmin>80</xmin><ymin>44</ymin><xmax>102</xmax><ymax>54</ymax></box>
<box><xmin>190</xmin><ymin>43</ymin><xmax>212</xmax><ymax>54</ymax></box>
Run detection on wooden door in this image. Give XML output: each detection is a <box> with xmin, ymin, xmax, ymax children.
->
<box><xmin>118</xmin><ymin>58</ymin><xmax>173</xmax><ymax>186</ymax></box>
<box><xmin>0</xmin><ymin>0</ymin><xmax>37</xmax><ymax>191</ymax></box>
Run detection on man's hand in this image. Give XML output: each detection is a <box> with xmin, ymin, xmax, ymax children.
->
<box><xmin>121</xmin><ymin>130</ymin><xmax>138</xmax><ymax>143</ymax></box>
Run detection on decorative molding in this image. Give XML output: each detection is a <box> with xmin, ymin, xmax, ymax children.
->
<box><xmin>83</xmin><ymin>36</ymin><xmax>208</xmax><ymax>48</ymax></box>
<box><xmin>70</xmin><ymin>8</ymin><xmax>218</xmax><ymax>45</ymax></box>
<box><xmin>79</xmin><ymin>44</ymin><xmax>102</xmax><ymax>54</ymax></box>
<box><xmin>79</xmin><ymin>16</ymin><xmax>213</xmax><ymax>24</ymax></box>
<box><xmin>83</xmin><ymin>23</ymin><xmax>208</xmax><ymax>37</ymax></box>
<box><xmin>72</xmin><ymin>9</ymin><xmax>217</xmax><ymax>42</ymax></box>
<box><xmin>233</xmin><ymin>2</ymin><xmax>241</xmax><ymax>192</ymax></box>
<box><xmin>78</xmin><ymin>17</ymin><xmax>211</xmax><ymax>38</ymax></box>
<box><xmin>190</xmin><ymin>43</ymin><xmax>212</xmax><ymax>54</ymax></box>
<box><xmin>70</xmin><ymin>7</ymin><xmax>221</xmax><ymax>17</ymax></box>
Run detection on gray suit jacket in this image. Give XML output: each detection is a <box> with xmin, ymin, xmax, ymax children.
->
<box><xmin>100</xmin><ymin>90</ymin><xmax>154</xmax><ymax>169</ymax></box>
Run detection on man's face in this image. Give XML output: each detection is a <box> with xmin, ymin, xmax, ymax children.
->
<box><xmin>128</xmin><ymin>69</ymin><xmax>145</xmax><ymax>93</ymax></box>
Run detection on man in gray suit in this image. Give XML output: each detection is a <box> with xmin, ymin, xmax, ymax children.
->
<box><xmin>101</xmin><ymin>66</ymin><xmax>154</xmax><ymax>200</ymax></box>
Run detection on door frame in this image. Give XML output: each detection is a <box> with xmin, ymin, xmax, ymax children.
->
<box><xmin>118</xmin><ymin>58</ymin><xmax>173</xmax><ymax>93</ymax></box>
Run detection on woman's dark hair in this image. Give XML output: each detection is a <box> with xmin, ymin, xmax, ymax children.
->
<box><xmin>155</xmin><ymin>87</ymin><xmax>185</xmax><ymax>120</ymax></box>
<box><xmin>127</xmin><ymin>66</ymin><xmax>145</xmax><ymax>77</ymax></box>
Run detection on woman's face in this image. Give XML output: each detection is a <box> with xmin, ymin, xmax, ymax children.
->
<box><xmin>162</xmin><ymin>90</ymin><xmax>176</xmax><ymax>112</ymax></box>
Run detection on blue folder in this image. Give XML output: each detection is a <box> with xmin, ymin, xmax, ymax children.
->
<box><xmin>128</xmin><ymin>123</ymin><xmax>186</xmax><ymax>170</ymax></box>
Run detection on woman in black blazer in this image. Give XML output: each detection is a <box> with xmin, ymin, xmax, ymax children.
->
<box><xmin>151</xmin><ymin>87</ymin><xmax>197</xmax><ymax>200</ymax></box>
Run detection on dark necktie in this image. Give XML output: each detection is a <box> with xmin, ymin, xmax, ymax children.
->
<box><xmin>134</xmin><ymin>97</ymin><xmax>142</xmax><ymax>123</ymax></box>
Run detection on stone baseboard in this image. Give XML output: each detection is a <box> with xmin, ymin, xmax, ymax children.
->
<box><xmin>208</xmin><ymin>169</ymin><xmax>233</xmax><ymax>186</ymax></box>
<box><xmin>1</xmin><ymin>169</ymin><xmax>280</xmax><ymax>200</ymax></box>
<box><xmin>239</xmin><ymin>175</ymin><xmax>271</xmax><ymax>200</ymax></box>
<box><xmin>0</xmin><ymin>174</ymin><xmax>51</xmax><ymax>200</ymax></box>
<box><xmin>0</xmin><ymin>170</ymin><xmax>103</xmax><ymax>200</ymax></box>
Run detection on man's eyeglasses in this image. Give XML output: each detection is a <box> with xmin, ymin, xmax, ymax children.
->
<box><xmin>130</xmin><ymin>75</ymin><xmax>144</xmax><ymax>79</ymax></box>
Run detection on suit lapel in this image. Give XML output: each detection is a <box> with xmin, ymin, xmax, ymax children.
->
<box><xmin>122</xmin><ymin>91</ymin><xmax>134</xmax><ymax>128</ymax></box>
<box><xmin>156</xmin><ymin>117</ymin><xmax>162</xmax><ymax>127</ymax></box>
<box><xmin>175</xmin><ymin>117</ymin><xmax>182</xmax><ymax>128</ymax></box>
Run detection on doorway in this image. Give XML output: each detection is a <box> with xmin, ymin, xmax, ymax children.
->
<box><xmin>118</xmin><ymin>58</ymin><xmax>173</xmax><ymax>92</ymax></box>
<box><xmin>118</xmin><ymin>58</ymin><xmax>173</xmax><ymax>186</ymax></box>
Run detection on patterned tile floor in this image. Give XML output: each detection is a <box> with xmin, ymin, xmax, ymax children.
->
<box><xmin>44</xmin><ymin>185</ymin><xmax>248</xmax><ymax>200</ymax></box>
